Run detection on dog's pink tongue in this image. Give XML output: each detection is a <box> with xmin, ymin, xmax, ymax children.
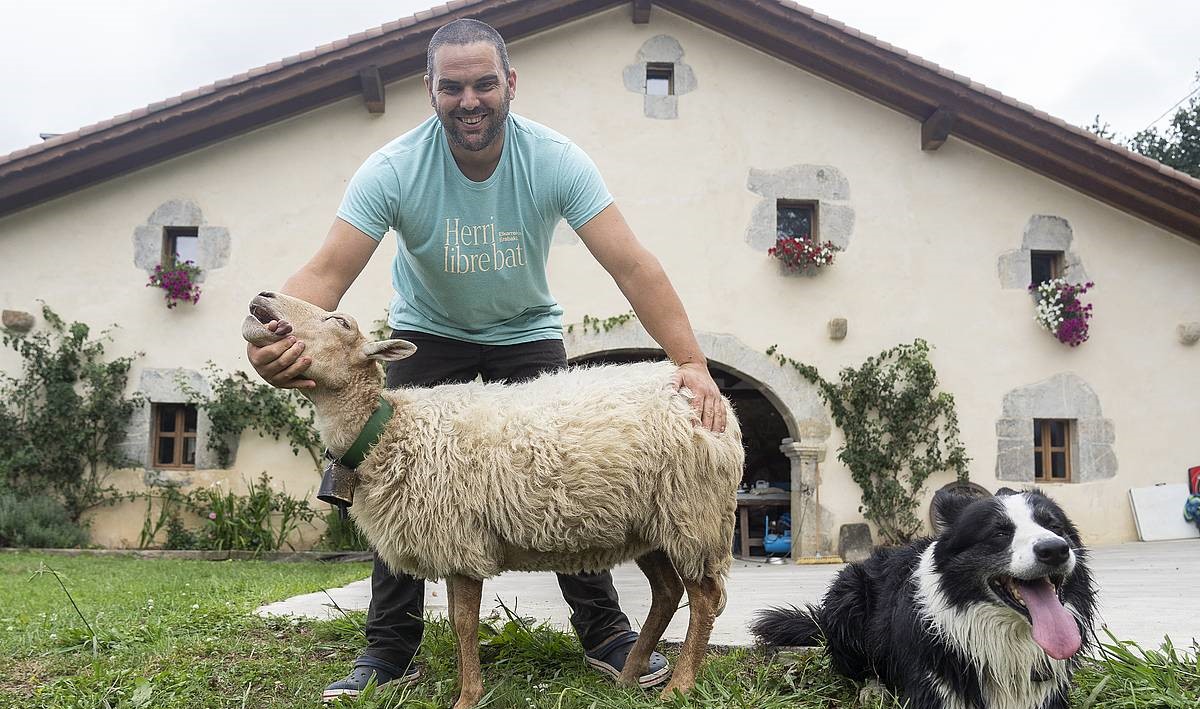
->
<box><xmin>1019</xmin><ymin>578</ymin><xmax>1081</xmax><ymax>660</ymax></box>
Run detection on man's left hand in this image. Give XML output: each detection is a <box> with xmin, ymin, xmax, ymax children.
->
<box><xmin>671</xmin><ymin>362</ymin><xmax>727</xmax><ymax>433</ymax></box>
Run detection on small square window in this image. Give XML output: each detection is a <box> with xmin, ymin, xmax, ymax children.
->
<box><xmin>646</xmin><ymin>63</ymin><xmax>674</xmax><ymax>96</ymax></box>
<box><xmin>153</xmin><ymin>403</ymin><xmax>198</xmax><ymax>469</ymax></box>
<box><xmin>163</xmin><ymin>226</ymin><xmax>199</xmax><ymax>267</ymax></box>
<box><xmin>1033</xmin><ymin>418</ymin><xmax>1071</xmax><ymax>482</ymax></box>
<box><xmin>1030</xmin><ymin>251</ymin><xmax>1063</xmax><ymax>286</ymax></box>
<box><xmin>776</xmin><ymin>201</ymin><xmax>816</xmax><ymax>241</ymax></box>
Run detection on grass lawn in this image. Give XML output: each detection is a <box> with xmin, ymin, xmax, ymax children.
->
<box><xmin>1</xmin><ymin>552</ymin><xmax>1196</xmax><ymax>708</ymax></box>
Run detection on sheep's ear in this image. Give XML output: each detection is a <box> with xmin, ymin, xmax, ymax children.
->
<box><xmin>362</xmin><ymin>339</ymin><xmax>417</xmax><ymax>362</ymax></box>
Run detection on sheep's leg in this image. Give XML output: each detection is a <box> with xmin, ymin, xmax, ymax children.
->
<box><xmin>658</xmin><ymin>574</ymin><xmax>722</xmax><ymax>699</ymax></box>
<box><xmin>617</xmin><ymin>550</ymin><xmax>683</xmax><ymax>687</ymax></box>
<box><xmin>447</xmin><ymin>574</ymin><xmax>484</xmax><ymax>709</ymax></box>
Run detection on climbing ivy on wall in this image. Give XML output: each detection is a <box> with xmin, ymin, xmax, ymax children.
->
<box><xmin>0</xmin><ymin>305</ymin><xmax>143</xmax><ymax>523</ymax></box>
<box><xmin>768</xmin><ymin>339</ymin><xmax>970</xmax><ymax>545</ymax></box>
<box><xmin>181</xmin><ymin>365</ymin><xmax>322</xmax><ymax>471</ymax></box>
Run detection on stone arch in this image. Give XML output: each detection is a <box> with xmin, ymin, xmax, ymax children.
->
<box><xmin>564</xmin><ymin>322</ymin><xmax>834</xmax><ymax>556</ymax></box>
<box><xmin>565</xmin><ymin>323</ymin><xmax>829</xmax><ymax>444</ymax></box>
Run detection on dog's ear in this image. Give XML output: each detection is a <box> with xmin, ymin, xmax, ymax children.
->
<box><xmin>932</xmin><ymin>488</ymin><xmax>978</xmax><ymax>533</ymax></box>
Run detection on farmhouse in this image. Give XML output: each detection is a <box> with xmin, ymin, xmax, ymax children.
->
<box><xmin>2</xmin><ymin>0</ymin><xmax>1197</xmax><ymax>551</ymax></box>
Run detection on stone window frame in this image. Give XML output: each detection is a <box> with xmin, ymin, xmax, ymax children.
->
<box><xmin>622</xmin><ymin>35</ymin><xmax>696</xmax><ymax>120</ymax></box>
<box><xmin>133</xmin><ymin>199</ymin><xmax>230</xmax><ymax>284</ymax></box>
<box><xmin>995</xmin><ymin>373</ymin><xmax>1116</xmax><ymax>484</ymax></box>
<box><xmin>998</xmin><ymin>215</ymin><xmax>1089</xmax><ymax>291</ymax></box>
<box><xmin>120</xmin><ymin>368</ymin><xmax>231</xmax><ymax>486</ymax></box>
<box><xmin>745</xmin><ymin>165</ymin><xmax>854</xmax><ymax>277</ymax></box>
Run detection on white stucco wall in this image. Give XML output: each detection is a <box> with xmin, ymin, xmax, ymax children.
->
<box><xmin>1</xmin><ymin>6</ymin><xmax>1197</xmax><ymax>548</ymax></box>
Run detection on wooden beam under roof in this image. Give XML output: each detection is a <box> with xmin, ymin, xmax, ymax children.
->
<box><xmin>359</xmin><ymin>66</ymin><xmax>386</xmax><ymax>114</ymax></box>
<box><xmin>632</xmin><ymin>0</ymin><xmax>651</xmax><ymax>23</ymax></box>
<box><xmin>921</xmin><ymin>107</ymin><xmax>955</xmax><ymax>151</ymax></box>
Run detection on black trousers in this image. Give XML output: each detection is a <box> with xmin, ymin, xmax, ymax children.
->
<box><xmin>361</xmin><ymin>330</ymin><xmax>631</xmax><ymax>669</ymax></box>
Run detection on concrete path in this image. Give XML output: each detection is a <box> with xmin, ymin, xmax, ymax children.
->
<box><xmin>257</xmin><ymin>539</ymin><xmax>1200</xmax><ymax>651</ymax></box>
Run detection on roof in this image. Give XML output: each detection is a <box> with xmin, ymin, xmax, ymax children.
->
<box><xmin>3</xmin><ymin>0</ymin><xmax>1199</xmax><ymax>244</ymax></box>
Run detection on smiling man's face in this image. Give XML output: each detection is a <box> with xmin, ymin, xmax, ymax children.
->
<box><xmin>426</xmin><ymin>42</ymin><xmax>516</xmax><ymax>153</ymax></box>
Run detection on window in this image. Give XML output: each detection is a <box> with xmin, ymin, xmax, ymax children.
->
<box><xmin>1030</xmin><ymin>250</ymin><xmax>1062</xmax><ymax>286</ymax></box>
<box><xmin>153</xmin><ymin>403</ymin><xmax>198</xmax><ymax>469</ymax></box>
<box><xmin>776</xmin><ymin>201</ymin><xmax>816</xmax><ymax>240</ymax></box>
<box><xmin>163</xmin><ymin>226</ymin><xmax>199</xmax><ymax>266</ymax></box>
<box><xmin>645</xmin><ymin>63</ymin><xmax>674</xmax><ymax>96</ymax></box>
<box><xmin>1033</xmin><ymin>419</ymin><xmax>1071</xmax><ymax>482</ymax></box>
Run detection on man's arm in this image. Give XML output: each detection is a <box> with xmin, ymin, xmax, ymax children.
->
<box><xmin>575</xmin><ymin>203</ymin><xmax>727</xmax><ymax>433</ymax></box>
<box><xmin>247</xmin><ymin>218</ymin><xmax>380</xmax><ymax>388</ymax></box>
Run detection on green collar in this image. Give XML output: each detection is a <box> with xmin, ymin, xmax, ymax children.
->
<box><xmin>337</xmin><ymin>396</ymin><xmax>394</xmax><ymax>469</ymax></box>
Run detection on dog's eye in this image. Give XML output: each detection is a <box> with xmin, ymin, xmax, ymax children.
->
<box><xmin>992</xmin><ymin>526</ymin><xmax>1013</xmax><ymax>539</ymax></box>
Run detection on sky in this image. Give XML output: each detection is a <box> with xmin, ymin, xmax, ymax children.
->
<box><xmin>1</xmin><ymin>0</ymin><xmax>1197</xmax><ymax>158</ymax></box>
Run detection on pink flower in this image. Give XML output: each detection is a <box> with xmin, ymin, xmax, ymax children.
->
<box><xmin>208</xmin><ymin>512</ymin><xmax>217</xmax><ymax>520</ymax></box>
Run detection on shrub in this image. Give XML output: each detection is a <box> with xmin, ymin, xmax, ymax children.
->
<box><xmin>136</xmin><ymin>473</ymin><xmax>317</xmax><ymax>552</ymax></box>
<box><xmin>316</xmin><ymin>508</ymin><xmax>370</xmax><ymax>551</ymax></box>
<box><xmin>0</xmin><ymin>493</ymin><xmax>89</xmax><ymax>548</ymax></box>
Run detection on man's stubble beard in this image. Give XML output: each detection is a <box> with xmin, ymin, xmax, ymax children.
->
<box><xmin>439</xmin><ymin>90</ymin><xmax>512</xmax><ymax>152</ymax></box>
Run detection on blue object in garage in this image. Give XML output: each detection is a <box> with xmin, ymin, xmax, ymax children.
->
<box><xmin>763</xmin><ymin>514</ymin><xmax>792</xmax><ymax>555</ymax></box>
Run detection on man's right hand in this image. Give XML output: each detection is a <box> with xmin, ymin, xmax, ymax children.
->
<box><xmin>246</xmin><ymin>320</ymin><xmax>316</xmax><ymax>389</ymax></box>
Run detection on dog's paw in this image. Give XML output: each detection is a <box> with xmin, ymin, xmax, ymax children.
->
<box><xmin>857</xmin><ymin>679</ymin><xmax>889</xmax><ymax>707</ymax></box>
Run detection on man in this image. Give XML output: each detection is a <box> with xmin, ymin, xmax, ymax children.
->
<box><xmin>247</xmin><ymin>18</ymin><xmax>727</xmax><ymax>702</ymax></box>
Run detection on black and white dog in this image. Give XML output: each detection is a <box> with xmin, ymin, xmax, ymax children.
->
<box><xmin>752</xmin><ymin>489</ymin><xmax>1096</xmax><ymax>709</ymax></box>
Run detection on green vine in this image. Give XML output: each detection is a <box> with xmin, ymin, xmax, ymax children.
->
<box><xmin>768</xmin><ymin>339</ymin><xmax>970</xmax><ymax>545</ymax></box>
<box><xmin>179</xmin><ymin>364</ymin><xmax>322</xmax><ymax>470</ymax></box>
<box><xmin>0</xmin><ymin>304</ymin><xmax>144</xmax><ymax>523</ymax></box>
<box><xmin>566</xmin><ymin>311</ymin><xmax>637</xmax><ymax>335</ymax></box>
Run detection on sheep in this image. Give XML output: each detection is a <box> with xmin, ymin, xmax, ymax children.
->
<box><xmin>241</xmin><ymin>292</ymin><xmax>743</xmax><ymax>708</ymax></box>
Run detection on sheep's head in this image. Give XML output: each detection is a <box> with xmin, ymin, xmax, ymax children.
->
<box><xmin>242</xmin><ymin>292</ymin><xmax>416</xmax><ymax>390</ymax></box>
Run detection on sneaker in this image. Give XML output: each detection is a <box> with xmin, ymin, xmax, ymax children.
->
<box><xmin>584</xmin><ymin>630</ymin><xmax>671</xmax><ymax>688</ymax></box>
<box><xmin>321</xmin><ymin>656</ymin><xmax>421</xmax><ymax>702</ymax></box>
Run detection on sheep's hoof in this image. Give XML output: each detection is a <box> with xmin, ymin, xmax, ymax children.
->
<box><xmin>614</xmin><ymin>670</ymin><xmax>641</xmax><ymax>688</ymax></box>
<box><xmin>658</xmin><ymin>682</ymin><xmax>691</xmax><ymax>701</ymax></box>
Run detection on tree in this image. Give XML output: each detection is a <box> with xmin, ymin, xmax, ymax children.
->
<box><xmin>1089</xmin><ymin>68</ymin><xmax>1200</xmax><ymax>179</ymax></box>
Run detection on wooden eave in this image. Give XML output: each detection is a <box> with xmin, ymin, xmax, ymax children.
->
<box><xmin>2</xmin><ymin>0</ymin><xmax>1199</xmax><ymax>247</ymax></box>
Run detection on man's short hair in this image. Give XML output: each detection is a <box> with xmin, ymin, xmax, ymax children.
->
<box><xmin>426</xmin><ymin>18</ymin><xmax>511</xmax><ymax>78</ymax></box>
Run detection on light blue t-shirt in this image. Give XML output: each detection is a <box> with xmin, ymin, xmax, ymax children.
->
<box><xmin>336</xmin><ymin>113</ymin><xmax>613</xmax><ymax>344</ymax></box>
